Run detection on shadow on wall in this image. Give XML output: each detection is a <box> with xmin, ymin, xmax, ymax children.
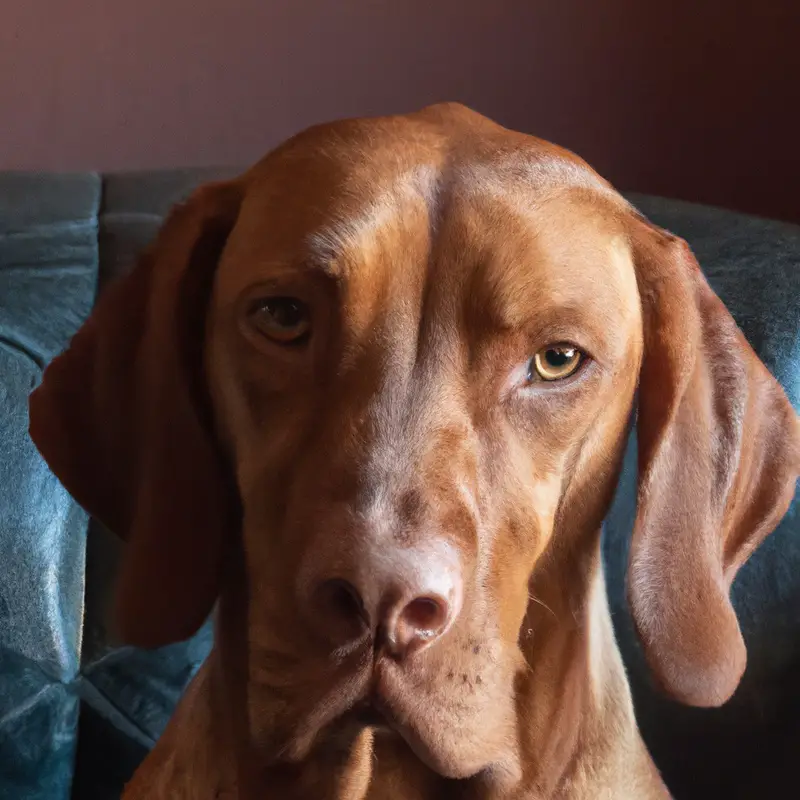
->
<box><xmin>1</xmin><ymin>0</ymin><xmax>798</xmax><ymax>223</ymax></box>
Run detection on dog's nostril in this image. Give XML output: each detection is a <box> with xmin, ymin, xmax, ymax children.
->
<box><xmin>318</xmin><ymin>578</ymin><xmax>366</xmax><ymax>624</ymax></box>
<box><xmin>386</xmin><ymin>594</ymin><xmax>452</xmax><ymax>659</ymax></box>
<box><xmin>401</xmin><ymin>596</ymin><xmax>448</xmax><ymax>633</ymax></box>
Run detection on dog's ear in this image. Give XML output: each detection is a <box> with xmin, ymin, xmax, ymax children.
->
<box><xmin>29</xmin><ymin>180</ymin><xmax>244</xmax><ymax>648</ymax></box>
<box><xmin>627</xmin><ymin>213</ymin><xmax>799</xmax><ymax>708</ymax></box>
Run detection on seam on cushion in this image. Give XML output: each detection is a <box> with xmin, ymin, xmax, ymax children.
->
<box><xmin>100</xmin><ymin>211</ymin><xmax>165</xmax><ymax>223</ymax></box>
<box><xmin>76</xmin><ymin>676</ymin><xmax>156</xmax><ymax>748</ymax></box>
<box><xmin>0</xmin><ymin>335</ymin><xmax>44</xmax><ymax>370</ymax></box>
<box><xmin>0</xmin><ymin>684</ymin><xmax>58</xmax><ymax>728</ymax></box>
<box><xmin>73</xmin><ymin>172</ymin><xmax>100</xmax><ymax>676</ymax></box>
<box><xmin>0</xmin><ymin>220</ymin><xmax>100</xmax><ymax>238</ymax></box>
<box><xmin>88</xmin><ymin>171</ymin><xmax>102</xmax><ymax>308</ymax></box>
<box><xmin>74</xmin><ymin>169</ymin><xmax>99</xmax><ymax>672</ymax></box>
<box><xmin>72</xmin><ymin>172</ymin><xmax>102</xmax><ymax>672</ymax></box>
<box><xmin>96</xmin><ymin>172</ymin><xmax>112</xmax><ymax>298</ymax></box>
<box><xmin>0</xmin><ymin>262</ymin><xmax>98</xmax><ymax>275</ymax></box>
<box><xmin>81</xmin><ymin>644</ymin><xmax>141</xmax><ymax>673</ymax></box>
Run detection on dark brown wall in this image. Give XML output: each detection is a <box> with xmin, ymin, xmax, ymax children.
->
<box><xmin>2</xmin><ymin>1</ymin><xmax>798</xmax><ymax>222</ymax></box>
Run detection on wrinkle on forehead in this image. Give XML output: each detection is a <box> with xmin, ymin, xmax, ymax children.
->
<box><xmin>304</xmin><ymin>162</ymin><xmax>440</xmax><ymax>277</ymax></box>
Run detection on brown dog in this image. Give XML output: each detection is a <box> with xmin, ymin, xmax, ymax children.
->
<box><xmin>29</xmin><ymin>104</ymin><xmax>799</xmax><ymax>799</ymax></box>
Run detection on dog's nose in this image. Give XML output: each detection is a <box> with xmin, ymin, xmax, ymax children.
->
<box><xmin>308</xmin><ymin>548</ymin><xmax>462</xmax><ymax>658</ymax></box>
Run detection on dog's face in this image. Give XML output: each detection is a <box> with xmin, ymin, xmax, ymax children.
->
<box><xmin>204</xmin><ymin>116</ymin><xmax>642</xmax><ymax>775</ymax></box>
<box><xmin>29</xmin><ymin>104</ymin><xmax>799</xmax><ymax>783</ymax></box>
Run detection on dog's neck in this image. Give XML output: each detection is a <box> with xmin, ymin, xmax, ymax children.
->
<box><xmin>506</xmin><ymin>543</ymin><xmax>664</xmax><ymax>799</ymax></box>
<box><xmin>123</xmin><ymin>541</ymin><xmax>667</xmax><ymax>800</ymax></box>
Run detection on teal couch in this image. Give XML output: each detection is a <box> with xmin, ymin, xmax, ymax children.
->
<box><xmin>1</xmin><ymin>170</ymin><xmax>798</xmax><ymax>799</ymax></box>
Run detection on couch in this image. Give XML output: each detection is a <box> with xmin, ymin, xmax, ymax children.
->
<box><xmin>1</xmin><ymin>168</ymin><xmax>798</xmax><ymax>799</ymax></box>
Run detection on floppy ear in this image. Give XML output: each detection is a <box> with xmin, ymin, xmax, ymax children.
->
<box><xmin>29</xmin><ymin>180</ymin><xmax>244</xmax><ymax>648</ymax></box>
<box><xmin>627</xmin><ymin>215</ymin><xmax>800</xmax><ymax>708</ymax></box>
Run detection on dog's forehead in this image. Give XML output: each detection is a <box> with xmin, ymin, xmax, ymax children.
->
<box><xmin>220</xmin><ymin>106</ymin><xmax>634</xmax><ymax>320</ymax></box>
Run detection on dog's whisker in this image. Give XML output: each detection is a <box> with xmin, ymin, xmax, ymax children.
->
<box><xmin>527</xmin><ymin>593</ymin><xmax>557</xmax><ymax>620</ymax></box>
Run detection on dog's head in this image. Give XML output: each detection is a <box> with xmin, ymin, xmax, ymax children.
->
<box><xmin>29</xmin><ymin>104</ymin><xmax>799</xmax><ymax>780</ymax></box>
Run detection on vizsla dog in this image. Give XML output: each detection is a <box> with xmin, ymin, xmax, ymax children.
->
<box><xmin>29</xmin><ymin>104</ymin><xmax>799</xmax><ymax>799</ymax></box>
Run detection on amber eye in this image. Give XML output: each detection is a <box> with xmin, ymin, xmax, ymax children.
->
<box><xmin>249</xmin><ymin>296</ymin><xmax>311</xmax><ymax>344</ymax></box>
<box><xmin>529</xmin><ymin>344</ymin><xmax>583</xmax><ymax>381</ymax></box>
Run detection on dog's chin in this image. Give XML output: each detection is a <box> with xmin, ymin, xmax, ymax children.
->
<box><xmin>332</xmin><ymin>670</ymin><xmax>512</xmax><ymax>781</ymax></box>
<box><xmin>346</xmin><ymin>699</ymin><xmax>487</xmax><ymax>780</ymax></box>
<box><xmin>380</xmin><ymin>718</ymin><xmax>490</xmax><ymax>780</ymax></box>
<box><xmin>373</xmin><ymin>652</ymin><xmax>520</xmax><ymax>778</ymax></box>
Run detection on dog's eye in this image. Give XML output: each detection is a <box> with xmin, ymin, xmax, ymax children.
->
<box><xmin>528</xmin><ymin>344</ymin><xmax>583</xmax><ymax>381</ymax></box>
<box><xmin>249</xmin><ymin>297</ymin><xmax>311</xmax><ymax>344</ymax></box>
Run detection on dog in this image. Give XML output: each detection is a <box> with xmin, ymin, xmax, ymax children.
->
<box><xmin>29</xmin><ymin>103</ymin><xmax>800</xmax><ymax>798</ymax></box>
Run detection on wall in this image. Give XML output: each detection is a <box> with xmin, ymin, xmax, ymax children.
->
<box><xmin>2</xmin><ymin>1</ymin><xmax>798</xmax><ymax>222</ymax></box>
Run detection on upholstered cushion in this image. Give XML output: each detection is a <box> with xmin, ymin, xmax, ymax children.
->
<box><xmin>0</xmin><ymin>172</ymin><xmax>100</xmax><ymax>799</ymax></box>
